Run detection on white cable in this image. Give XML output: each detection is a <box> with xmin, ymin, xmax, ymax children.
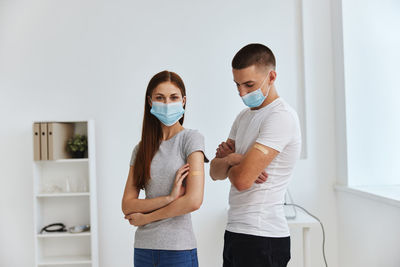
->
<box><xmin>284</xmin><ymin>202</ymin><xmax>328</xmax><ymax>267</ymax></box>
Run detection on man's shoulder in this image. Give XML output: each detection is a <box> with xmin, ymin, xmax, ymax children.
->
<box><xmin>238</xmin><ymin>107</ymin><xmax>250</xmax><ymax>117</ymax></box>
<box><xmin>263</xmin><ymin>98</ymin><xmax>299</xmax><ymax>123</ymax></box>
<box><xmin>232</xmin><ymin>107</ymin><xmax>250</xmax><ymax>123</ymax></box>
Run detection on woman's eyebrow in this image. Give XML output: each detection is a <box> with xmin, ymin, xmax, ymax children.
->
<box><xmin>154</xmin><ymin>92</ymin><xmax>180</xmax><ymax>97</ymax></box>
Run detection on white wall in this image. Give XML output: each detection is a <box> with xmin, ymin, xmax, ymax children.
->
<box><xmin>342</xmin><ymin>0</ymin><xmax>400</xmax><ymax>186</ymax></box>
<box><xmin>0</xmin><ymin>0</ymin><xmax>339</xmax><ymax>266</ymax></box>
<box><xmin>337</xmin><ymin>192</ymin><xmax>400</xmax><ymax>267</ymax></box>
<box><xmin>333</xmin><ymin>0</ymin><xmax>400</xmax><ymax>266</ymax></box>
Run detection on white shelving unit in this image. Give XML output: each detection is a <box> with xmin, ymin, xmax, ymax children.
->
<box><xmin>32</xmin><ymin>120</ymin><xmax>98</xmax><ymax>267</ymax></box>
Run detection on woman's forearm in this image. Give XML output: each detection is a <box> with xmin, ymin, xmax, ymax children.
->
<box><xmin>122</xmin><ymin>195</ymin><xmax>173</xmax><ymax>215</ymax></box>
<box><xmin>144</xmin><ymin>194</ymin><xmax>201</xmax><ymax>224</ymax></box>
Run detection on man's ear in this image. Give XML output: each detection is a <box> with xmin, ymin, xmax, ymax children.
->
<box><xmin>269</xmin><ymin>70</ymin><xmax>277</xmax><ymax>84</ymax></box>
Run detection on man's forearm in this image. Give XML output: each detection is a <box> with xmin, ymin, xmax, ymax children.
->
<box><xmin>210</xmin><ymin>157</ymin><xmax>231</xmax><ymax>180</ymax></box>
<box><xmin>227</xmin><ymin>164</ymin><xmax>248</xmax><ymax>191</ymax></box>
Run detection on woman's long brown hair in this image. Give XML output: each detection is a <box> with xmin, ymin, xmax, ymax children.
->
<box><xmin>133</xmin><ymin>70</ymin><xmax>186</xmax><ymax>190</ymax></box>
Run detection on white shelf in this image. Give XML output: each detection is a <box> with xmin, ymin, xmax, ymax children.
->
<box><xmin>36</xmin><ymin>192</ymin><xmax>90</xmax><ymax>198</ymax></box>
<box><xmin>33</xmin><ymin>120</ymin><xmax>98</xmax><ymax>267</ymax></box>
<box><xmin>37</xmin><ymin>232</ymin><xmax>91</xmax><ymax>238</ymax></box>
<box><xmin>35</xmin><ymin>158</ymin><xmax>89</xmax><ymax>163</ymax></box>
<box><xmin>38</xmin><ymin>255</ymin><xmax>91</xmax><ymax>265</ymax></box>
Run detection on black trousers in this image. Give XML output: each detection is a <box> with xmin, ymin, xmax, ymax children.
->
<box><xmin>223</xmin><ymin>230</ymin><xmax>291</xmax><ymax>267</ymax></box>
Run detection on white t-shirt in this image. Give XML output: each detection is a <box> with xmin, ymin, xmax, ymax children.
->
<box><xmin>226</xmin><ymin>97</ymin><xmax>301</xmax><ymax>237</ymax></box>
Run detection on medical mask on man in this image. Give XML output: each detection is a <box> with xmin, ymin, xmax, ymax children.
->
<box><xmin>241</xmin><ymin>71</ymin><xmax>272</xmax><ymax>108</ymax></box>
<box><xmin>150</xmin><ymin>101</ymin><xmax>185</xmax><ymax>126</ymax></box>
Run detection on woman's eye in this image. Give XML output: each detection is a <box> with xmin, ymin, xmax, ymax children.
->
<box><xmin>246</xmin><ymin>84</ymin><xmax>254</xmax><ymax>88</ymax></box>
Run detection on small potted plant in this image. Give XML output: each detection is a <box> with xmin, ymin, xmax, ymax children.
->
<box><xmin>67</xmin><ymin>134</ymin><xmax>88</xmax><ymax>158</ymax></box>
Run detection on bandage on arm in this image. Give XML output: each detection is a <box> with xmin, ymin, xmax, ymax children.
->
<box><xmin>253</xmin><ymin>143</ymin><xmax>269</xmax><ymax>155</ymax></box>
<box><xmin>189</xmin><ymin>170</ymin><xmax>203</xmax><ymax>176</ymax></box>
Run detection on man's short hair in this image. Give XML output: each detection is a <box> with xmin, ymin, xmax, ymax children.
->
<box><xmin>232</xmin><ymin>43</ymin><xmax>276</xmax><ymax>70</ymax></box>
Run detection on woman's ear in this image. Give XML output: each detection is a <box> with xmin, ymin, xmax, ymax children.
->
<box><xmin>147</xmin><ymin>96</ymin><xmax>152</xmax><ymax>107</ymax></box>
<box><xmin>182</xmin><ymin>96</ymin><xmax>186</xmax><ymax>108</ymax></box>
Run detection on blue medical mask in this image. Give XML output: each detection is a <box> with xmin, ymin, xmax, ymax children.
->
<box><xmin>150</xmin><ymin>101</ymin><xmax>185</xmax><ymax>126</ymax></box>
<box><xmin>241</xmin><ymin>71</ymin><xmax>271</xmax><ymax>108</ymax></box>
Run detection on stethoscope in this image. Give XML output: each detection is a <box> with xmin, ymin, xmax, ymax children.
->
<box><xmin>40</xmin><ymin>223</ymin><xmax>90</xmax><ymax>234</ymax></box>
<box><xmin>40</xmin><ymin>223</ymin><xmax>67</xmax><ymax>234</ymax></box>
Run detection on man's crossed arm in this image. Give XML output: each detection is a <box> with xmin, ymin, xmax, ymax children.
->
<box><xmin>210</xmin><ymin>139</ymin><xmax>278</xmax><ymax>191</ymax></box>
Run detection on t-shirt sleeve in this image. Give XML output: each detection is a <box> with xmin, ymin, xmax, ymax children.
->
<box><xmin>256</xmin><ymin>111</ymin><xmax>295</xmax><ymax>153</ymax></box>
<box><xmin>129</xmin><ymin>143</ymin><xmax>140</xmax><ymax>166</ymax></box>
<box><xmin>183</xmin><ymin>130</ymin><xmax>209</xmax><ymax>163</ymax></box>
<box><xmin>228</xmin><ymin>110</ymin><xmax>244</xmax><ymax>141</ymax></box>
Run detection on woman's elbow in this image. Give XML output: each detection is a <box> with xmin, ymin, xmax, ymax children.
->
<box><xmin>121</xmin><ymin>198</ymin><xmax>134</xmax><ymax>215</ymax></box>
<box><xmin>188</xmin><ymin>197</ymin><xmax>203</xmax><ymax>211</ymax></box>
<box><xmin>121</xmin><ymin>201</ymin><xmax>128</xmax><ymax>215</ymax></box>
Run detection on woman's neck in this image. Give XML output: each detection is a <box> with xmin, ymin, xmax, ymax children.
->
<box><xmin>161</xmin><ymin>123</ymin><xmax>184</xmax><ymax>140</ymax></box>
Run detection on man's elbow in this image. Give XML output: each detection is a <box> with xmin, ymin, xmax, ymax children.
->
<box><xmin>209</xmin><ymin>159</ymin><xmax>218</xmax><ymax>180</ymax></box>
<box><xmin>209</xmin><ymin>170</ymin><xmax>219</xmax><ymax>181</ymax></box>
<box><xmin>233</xmin><ymin>181</ymin><xmax>252</xmax><ymax>192</ymax></box>
<box><xmin>210</xmin><ymin>158</ymin><xmax>228</xmax><ymax>181</ymax></box>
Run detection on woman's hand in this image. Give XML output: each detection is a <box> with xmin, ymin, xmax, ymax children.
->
<box><xmin>125</xmin><ymin>213</ymin><xmax>148</xmax><ymax>226</ymax></box>
<box><xmin>169</xmin><ymin>163</ymin><xmax>189</xmax><ymax>201</ymax></box>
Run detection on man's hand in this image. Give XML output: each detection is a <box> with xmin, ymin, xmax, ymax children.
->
<box><xmin>125</xmin><ymin>213</ymin><xmax>148</xmax><ymax>227</ymax></box>
<box><xmin>216</xmin><ymin>139</ymin><xmax>235</xmax><ymax>158</ymax></box>
<box><xmin>255</xmin><ymin>170</ymin><xmax>268</xmax><ymax>184</ymax></box>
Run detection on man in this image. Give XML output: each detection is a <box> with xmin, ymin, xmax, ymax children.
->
<box><xmin>210</xmin><ymin>43</ymin><xmax>302</xmax><ymax>267</ymax></box>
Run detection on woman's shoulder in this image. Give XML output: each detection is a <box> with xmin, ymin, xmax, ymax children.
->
<box><xmin>132</xmin><ymin>141</ymin><xmax>141</xmax><ymax>154</ymax></box>
<box><xmin>181</xmin><ymin>128</ymin><xmax>209</xmax><ymax>162</ymax></box>
<box><xmin>182</xmin><ymin>128</ymin><xmax>205</xmax><ymax>139</ymax></box>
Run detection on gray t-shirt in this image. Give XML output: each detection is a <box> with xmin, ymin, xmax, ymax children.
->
<box><xmin>129</xmin><ymin>128</ymin><xmax>208</xmax><ymax>250</ymax></box>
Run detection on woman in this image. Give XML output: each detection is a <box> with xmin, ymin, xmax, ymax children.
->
<box><xmin>122</xmin><ymin>70</ymin><xmax>208</xmax><ymax>267</ymax></box>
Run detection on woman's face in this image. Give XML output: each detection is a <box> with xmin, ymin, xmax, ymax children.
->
<box><xmin>149</xmin><ymin>81</ymin><xmax>186</xmax><ymax>106</ymax></box>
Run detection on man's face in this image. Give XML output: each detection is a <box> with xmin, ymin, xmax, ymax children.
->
<box><xmin>232</xmin><ymin>65</ymin><xmax>274</xmax><ymax>97</ymax></box>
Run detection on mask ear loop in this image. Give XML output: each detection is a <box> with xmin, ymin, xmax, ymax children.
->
<box><xmin>260</xmin><ymin>71</ymin><xmax>272</xmax><ymax>98</ymax></box>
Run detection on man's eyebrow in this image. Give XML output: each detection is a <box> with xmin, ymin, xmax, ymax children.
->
<box><xmin>233</xmin><ymin>80</ymin><xmax>255</xmax><ymax>85</ymax></box>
